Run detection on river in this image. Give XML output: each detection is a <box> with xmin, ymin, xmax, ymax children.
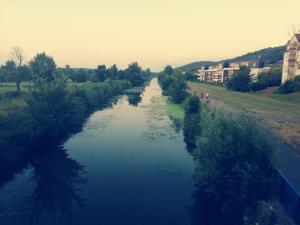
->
<box><xmin>0</xmin><ymin>78</ymin><xmax>196</xmax><ymax>225</ymax></box>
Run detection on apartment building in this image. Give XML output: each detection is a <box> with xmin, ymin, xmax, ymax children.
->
<box><xmin>282</xmin><ymin>33</ymin><xmax>300</xmax><ymax>84</ymax></box>
<box><xmin>197</xmin><ymin>60</ymin><xmax>270</xmax><ymax>83</ymax></box>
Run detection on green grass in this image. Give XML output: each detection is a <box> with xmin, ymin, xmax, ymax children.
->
<box><xmin>188</xmin><ymin>82</ymin><xmax>300</xmax><ymax>118</ymax></box>
<box><xmin>166</xmin><ymin>103</ymin><xmax>185</xmax><ymax>120</ymax></box>
<box><xmin>123</xmin><ymin>87</ymin><xmax>144</xmax><ymax>95</ymax></box>
<box><xmin>0</xmin><ymin>82</ymin><xmax>30</xmax><ymax>94</ymax></box>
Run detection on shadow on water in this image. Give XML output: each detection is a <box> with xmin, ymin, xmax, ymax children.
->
<box><xmin>127</xmin><ymin>93</ymin><xmax>142</xmax><ymax>107</ymax></box>
<box><xmin>0</xmin><ymin>142</ymin><xmax>88</xmax><ymax>225</ymax></box>
<box><xmin>188</xmin><ymin>188</ymin><xmax>244</xmax><ymax>225</ymax></box>
<box><xmin>29</xmin><ymin>144</ymin><xmax>88</xmax><ymax>225</ymax></box>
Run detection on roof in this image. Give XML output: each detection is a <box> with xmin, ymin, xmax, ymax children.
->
<box><xmin>294</xmin><ymin>33</ymin><xmax>300</xmax><ymax>42</ymax></box>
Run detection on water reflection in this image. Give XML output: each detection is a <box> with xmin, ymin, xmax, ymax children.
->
<box><xmin>127</xmin><ymin>93</ymin><xmax>142</xmax><ymax>107</ymax></box>
<box><xmin>30</xmin><ymin>145</ymin><xmax>87</xmax><ymax>225</ymax></box>
<box><xmin>189</xmin><ymin>188</ymin><xmax>244</xmax><ymax>225</ymax></box>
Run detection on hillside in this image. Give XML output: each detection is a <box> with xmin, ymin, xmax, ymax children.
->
<box><xmin>177</xmin><ymin>45</ymin><xmax>285</xmax><ymax>71</ymax></box>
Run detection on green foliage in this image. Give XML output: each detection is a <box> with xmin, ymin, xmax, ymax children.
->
<box><xmin>277</xmin><ymin>76</ymin><xmax>300</xmax><ymax>94</ymax></box>
<box><xmin>184</xmin><ymin>95</ymin><xmax>200</xmax><ymax>114</ymax></box>
<box><xmin>158</xmin><ymin>70</ymin><xmax>188</xmax><ymax>103</ymax></box>
<box><xmin>163</xmin><ymin>65</ymin><xmax>174</xmax><ymax>75</ymax></box>
<box><xmin>250</xmin><ymin>67</ymin><xmax>282</xmax><ymax>91</ymax></box>
<box><xmin>123</xmin><ymin>62</ymin><xmax>145</xmax><ymax>86</ymax></box>
<box><xmin>183</xmin><ymin>95</ymin><xmax>201</xmax><ymax>146</ymax></box>
<box><xmin>194</xmin><ymin>111</ymin><xmax>277</xmax><ymax>220</ymax></box>
<box><xmin>226</xmin><ymin>66</ymin><xmax>251</xmax><ymax>92</ymax></box>
<box><xmin>185</xmin><ymin>70</ymin><xmax>198</xmax><ymax>81</ymax></box>
<box><xmin>30</xmin><ymin>52</ymin><xmax>57</xmax><ymax>83</ymax></box>
<box><xmin>168</xmin><ymin>77</ymin><xmax>188</xmax><ymax>103</ymax></box>
<box><xmin>95</xmin><ymin>65</ymin><xmax>107</xmax><ymax>82</ymax></box>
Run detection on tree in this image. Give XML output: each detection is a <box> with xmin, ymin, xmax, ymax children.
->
<box><xmin>30</xmin><ymin>52</ymin><xmax>56</xmax><ymax>83</ymax></box>
<box><xmin>194</xmin><ymin>112</ymin><xmax>277</xmax><ymax>223</ymax></box>
<box><xmin>226</xmin><ymin>66</ymin><xmax>251</xmax><ymax>92</ymax></box>
<box><xmin>124</xmin><ymin>62</ymin><xmax>145</xmax><ymax>86</ymax></box>
<box><xmin>2</xmin><ymin>60</ymin><xmax>17</xmax><ymax>83</ymax></box>
<box><xmin>10</xmin><ymin>47</ymin><xmax>25</xmax><ymax>92</ymax></box>
<box><xmin>106</xmin><ymin>64</ymin><xmax>119</xmax><ymax>79</ymax></box>
<box><xmin>168</xmin><ymin>76</ymin><xmax>188</xmax><ymax>103</ymax></box>
<box><xmin>71</xmin><ymin>69</ymin><xmax>87</xmax><ymax>83</ymax></box>
<box><xmin>163</xmin><ymin>65</ymin><xmax>174</xmax><ymax>75</ymax></box>
<box><xmin>95</xmin><ymin>65</ymin><xmax>107</xmax><ymax>82</ymax></box>
<box><xmin>183</xmin><ymin>95</ymin><xmax>201</xmax><ymax>148</ymax></box>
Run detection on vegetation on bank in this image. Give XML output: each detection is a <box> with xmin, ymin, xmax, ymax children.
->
<box><xmin>0</xmin><ymin>50</ymin><xmax>151</xmax><ymax>171</ymax></box>
<box><xmin>158</xmin><ymin>65</ymin><xmax>280</xmax><ymax>225</ymax></box>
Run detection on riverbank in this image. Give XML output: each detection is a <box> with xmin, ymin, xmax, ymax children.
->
<box><xmin>188</xmin><ymin>81</ymin><xmax>300</xmax><ymax>154</ymax></box>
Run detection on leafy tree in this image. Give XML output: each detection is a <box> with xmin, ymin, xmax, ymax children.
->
<box><xmin>124</xmin><ymin>62</ymin><xmax>145</xmax><ymax>86</ymax></box>
<box><xmin>185</xmin><ymin>70</ymin><xmax>198</xmax><ymax>81</ymax></box>
<box><xmin>30</xmin><ymin>52</ymin><xmax>57</xmax><ymax>83</ymax></box>
<box><xmin>168</xmin><ymin>76</ymin><xmax>188</xmax><ymax>103</ymax></box>
<box><xmin>95</xmin><ymin>65</ymin><xmax>107</xmax><ymax>82</ymax></box>
<box><xmin>106</xmin><ymin>64</ymin><xmax>119</xmax><ymax>79</ymax></box>
<box><xmin>163</xmin><ymin>65</ymin><xmax>174</xmax><ymax>75</ymax></box>
<box><xmin>2</xmin><ymin>60</ymin><xmax>17</xmax><ymax>82</ymax></box>
<box><xmin>226</xmin><ymin>66</ymin><xmax>251</xmax><ymax>92</ymax></box>
<box><xmin>194</xmin><ymin>112</ymin><xmax>277</xmax><ymax>223</ymax></box>
<box><xmin>70</xmin><ymin>69</ymin><xmax>87</xmax><ymax>83</ymax></box>
<box><xmin>183</xmin><ymin>95</ymin><xmax>201</xmax><ymax>148</ymax></box>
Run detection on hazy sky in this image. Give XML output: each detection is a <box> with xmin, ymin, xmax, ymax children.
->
<box><xmin>1</xmin><ymin>0</ymin><xmax>300</xmax><ymax>71</ymax></box>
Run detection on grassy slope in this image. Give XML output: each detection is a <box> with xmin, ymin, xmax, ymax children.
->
<box><xmin>188</xmin><ymin>82</ymin><xmax>300</xmax><ymax>118</ymax></box>
<box><xmin>188</xmin><ymin>82</ymin><xmax>300</xmax><ymax>153</ymax></box>
<box><xmin>166</xmin><ymin>104</ymin><xmax>184</xmax><ymax>120</ymax></box>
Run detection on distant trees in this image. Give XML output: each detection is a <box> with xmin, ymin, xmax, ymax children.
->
<box><xmin>226</xmin><ymin>66</ymin><xmax>251</xmax><ymax>92</ymax></box>
<box><xmin>29</xmin><ymin>52</ymin><xmax>57</xmax><ymax>83</ymax></box>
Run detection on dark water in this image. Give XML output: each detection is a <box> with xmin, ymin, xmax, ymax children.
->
<box><xmin>0</xmin><ymin>79</ymin><xmax>196</xmax><ymax>225</ymax></box>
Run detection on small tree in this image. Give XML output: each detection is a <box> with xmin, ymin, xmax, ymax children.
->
<box><xmin>10</xmin><ymin>47</ymin><xmax>25</xmax><ymax>92</ymax></box>
<box><xmin>226</xmin><ymin>66</ymin><xmax>251</xmax><ymax>92</ymax></box>
<box><xmin>163</xmin><ymin>65</ymin><xmax>174</xmax><ymax>75</ymax></box>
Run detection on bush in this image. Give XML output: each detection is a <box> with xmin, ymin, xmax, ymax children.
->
<box><xmin>250</xmin><ymin>81</ymin><xmax>268</xmax><ymax>91</ymax></box>
<box><xmin>226</xmin><ymin>66</ymin><xmax>251</xmax><ymax>92</ymax></box>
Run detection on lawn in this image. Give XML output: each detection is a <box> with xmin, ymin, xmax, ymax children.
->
<box><xmin>166</xmin><ymin>103</ymin><xmax>184</xmax><ymax>120</ymax></box>
<box><xmin>188</xmin><ymin>82</ymin><xmax>300</xmax><ymax>153</ymax></box>
<box><xmin>188</xmin><ymin>82</ymin><xmax>300</xmax><ymax>119</ymax></box>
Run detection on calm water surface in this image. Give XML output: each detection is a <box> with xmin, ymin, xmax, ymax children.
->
<box><xmin>0</xmin><ymin>79</ymin><xmax>196</xmax><ymax>225</ymax></box>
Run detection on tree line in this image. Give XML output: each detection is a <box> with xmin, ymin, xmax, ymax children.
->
<box><xmin>0</xmin><ymin>47</ymin><xmax>152</xmax><ymax>94</ymax></box>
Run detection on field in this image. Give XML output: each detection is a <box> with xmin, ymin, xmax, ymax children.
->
<box><xmin>0</xmin><ymin>82</ymin><xmax>30</xmax><ymax>94</ymax></box>
<box><xmin>188</xmin><ymin>82</ymin><xmax>300</xmax><ymax>118</ymax></box>
<box><xmin>188</xmin><ymin>82</ymin><xmax>300</xmax><ymax>154</ymax></box>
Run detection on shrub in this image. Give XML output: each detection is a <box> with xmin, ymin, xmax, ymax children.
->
<box><xmin>226</xmin><ymin>66</ymin><xmax>251</xmax><ymax>92</ymax></box>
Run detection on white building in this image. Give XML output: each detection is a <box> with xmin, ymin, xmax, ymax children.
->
<box><xmin>282</xmin><ymin>33</ymin><xmax>300</xmax><ymax>84</ymax></box>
